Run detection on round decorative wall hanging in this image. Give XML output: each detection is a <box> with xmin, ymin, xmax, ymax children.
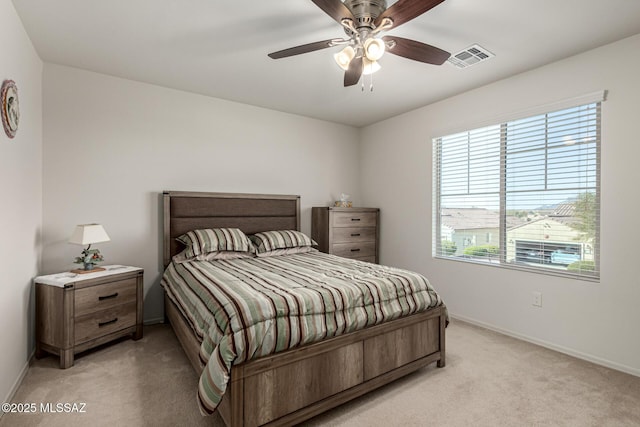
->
<box><xmin>1</xmin><ymin>80</ymin><xmax>20</xmax><ymax>139</ymax></box>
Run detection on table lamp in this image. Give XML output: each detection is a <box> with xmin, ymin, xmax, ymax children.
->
<box><xmin>69</xmin><ymin>223</ymin><xmax>110</xmax><ymax>273</ymax></box>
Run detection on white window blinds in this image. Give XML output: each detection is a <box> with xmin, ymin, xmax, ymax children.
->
<box><xmin>433</xmin><ymin>96</ymin><xmax>602</xmax><ymax>280</ymax></box>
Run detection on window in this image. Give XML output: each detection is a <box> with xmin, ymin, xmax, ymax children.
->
<box><xmin>433</xmin><ymin>97</ymin><xmax>601</xmax><ymax>280</ymax></box>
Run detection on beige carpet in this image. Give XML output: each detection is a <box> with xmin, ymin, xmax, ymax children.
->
<box><xmin>1</xmin><ymin>320</ymin><xmax>639</xmax><ymax>427</ymax></box>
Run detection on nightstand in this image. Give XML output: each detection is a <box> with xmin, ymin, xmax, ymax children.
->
<box><xmin>35</xmin><ymin>266</ymin><xmax>144</xmax><ymax>368</ymax></box>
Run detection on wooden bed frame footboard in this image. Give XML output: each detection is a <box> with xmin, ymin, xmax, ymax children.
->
<box><xmin>162</xmin><ymin>191</ymin><xmax>446</xmax><ymax>426</ymax></box>
<box><xmin>165</xmin><ymin>294</ymin><xmax>445</xmax><ymax>427</ymax></box>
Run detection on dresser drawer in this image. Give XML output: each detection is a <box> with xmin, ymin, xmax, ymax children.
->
<box><xmin>75</xmin><ymin>278</ymin><xmax>137</xmax><ymax>317</ymax></box>
<box><xmin>74</xmin><ymin>301</ymin><xmax>137</xmax><ymax>345</ymax></box>
<box><xmin>331</xmin><ymin>212</ymin><xmax>377</xmax><ymax>228</ymax></box>
<box><xmin>332</xmin><ymin>227</ymin><xmax>376</xmax><ymax>244</ymax></box>
<box><xmin>332</xmin><ymin>241</ymin><xmax>376</xmax><ymax>259</ymax></box>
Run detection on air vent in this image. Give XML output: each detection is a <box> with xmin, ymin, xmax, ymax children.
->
<box><xmin>447</xmin><ymin>44</ymin><xmax>494</xmax><ymax>69</ymax></box>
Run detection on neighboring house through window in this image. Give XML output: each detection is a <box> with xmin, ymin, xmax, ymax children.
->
<box><xmin>433</xmin><ymin>92</ymin><xmax>603</xmax><ymax>280</ymax></box>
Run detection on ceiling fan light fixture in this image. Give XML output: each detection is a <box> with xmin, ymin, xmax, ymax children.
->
<box><xmin>362</xmin><ymin>57</ymin><xmax>381</xmax><ymax>75</ymax></box>
<box><xmin>268</xmin><ymin>0</ymin><xmax>452</xmax><ymax>88</ymax></box>
<box><xmin>363</xmin><ymin>37</ymin><xmax>386</xmax><ymax>61</ymax></box>
<box><xmin>334</xmin><ymin>46</ymin><xmax>356</xmax><ymax>70</ymax></box>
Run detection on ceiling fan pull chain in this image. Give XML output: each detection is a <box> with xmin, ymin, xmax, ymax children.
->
<box><xmin>370</xmin><ymin>71</ymin><xmax>374</xmax><ymax>92</ymax></box>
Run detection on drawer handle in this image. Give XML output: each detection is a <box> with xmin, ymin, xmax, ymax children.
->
<box><xmin>98</xmin><ymin>292</ymin><xmax>119</xmax><ymax>301</ymax></box>
<box><xmin>98</xmin><ymin>318</ymin><xmax>118</xmax><ymax>327</ymax></box>
<box><xmin>351</xmin><ymin>248</ymin><xmax>361</xmax><ymax>252</ymax></box>
<box><xmin>351</xmin><ymin>218</ymin><xmax>361</xmax><ymax>222</ymax></box>
<box><xmin>350</xmin><ymin>233</ymin><xmax>361</xmax><ymax>237</ymax></box>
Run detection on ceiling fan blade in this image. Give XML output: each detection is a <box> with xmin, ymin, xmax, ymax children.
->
<box><xmin>383</xmin><ymin>36</ymin><xmax>450</xmax><ymax>65</ymax></box>
<box><xmin>375</xmin><ymin>0</ymin><xmax>445</xmax><ymax>29</ymax></box>
<box><xmin>268</xmin><ymin>39</ymin><xmax>336</xmax><ymax>59</ymax></box>
<box><xmin>344</xmin><ymin>56</ymin><xmax>363</xmax><ymax>87</ymax></box>
<box><xmin>311</xmin><ymin>0</ymin><xmax>356</xmax><ymax>24</ymax></box>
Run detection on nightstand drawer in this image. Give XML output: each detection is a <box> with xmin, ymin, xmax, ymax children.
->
<box><xmin>332</xmin><ymin>227</ymin><xmax>376</xmax><ymax>243</ymax></box>
<box><xmin>75</xmin><ymin>278</ymin><xmax>137</xmax><ymax>317</ymax></box>
<box><xmin>331</xmin><ymin>212</ymin><xmax>377</xmax><ymax>228</ymax></box>
<box><xmin>332</xmin><ymin>241</ymin><xmax>376</xmax><ymax>259</ymax></box>
<box><xmin>75</xmin><ymin>301</ymin><xmax>137</xmax><ymax>345</ymax></box>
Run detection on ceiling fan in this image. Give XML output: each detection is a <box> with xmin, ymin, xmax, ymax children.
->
<box><xmin>268</xmin><ymin>0</ymin><xmax>451</xmax><ymax>87</ymax></box>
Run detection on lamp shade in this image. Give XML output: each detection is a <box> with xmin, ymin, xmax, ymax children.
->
<box><xmin>363</xmin><ymin>38</ymin><xmax>385</xmax><ymax>61</ymax></box>
<box><xmin>334</xmin><ymin>46</ymin><xmax>355</xmax><ymax>71</ymax></box>
<box><xmin>69</xmin><ymin>224</ymin><xmax>110</xmax><ymax>245</ymax></box>
<box><xmin>362</xmin><ymin>57</ymin><xmax>381</xmax><ymax>75</ymax></box>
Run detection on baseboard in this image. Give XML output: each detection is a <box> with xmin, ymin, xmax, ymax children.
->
<box><xmin>143</xmin><ymin>317</ymin><xmax>165</xmax><ymax>325</ymax></box>
<box><xmin>450</xmin><ymin>313</ymin><xmax>640</xmax><ymax>378</ymax></box>
<box><xmin>0</xmin><ymin>350</ymin><xmax>34</xmax><ymax>420</ymax></box>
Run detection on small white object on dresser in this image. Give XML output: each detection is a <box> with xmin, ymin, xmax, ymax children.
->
<box><xmin>35</xmin><ymin>265</ymin><xmax>144</xmax><ymax>368</ymax></box>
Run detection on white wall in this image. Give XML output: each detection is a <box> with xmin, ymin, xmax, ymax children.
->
<box><xmin>42</xmin><ymin>64</ymin><xmax>361</xmax><ymax>323</ymax></box>
<box><xmin>360</xmin><ymin>34</ymin><xmax>640</xmax><ymax>375</ymax></box>
<box><xmin>0</xmin><ymin>0</ymin><xmax>43</xmax><ymax>405</ymax></box>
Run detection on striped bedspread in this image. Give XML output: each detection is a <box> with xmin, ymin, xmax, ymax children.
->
<box><xmin>161</xmin><ymin>251</ymin><xmax>445</xmax><ymax>415</ymax></box>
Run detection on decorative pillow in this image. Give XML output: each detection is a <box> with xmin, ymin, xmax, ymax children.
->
<box><xmin>256</xmin><ymin>246</ymin><xmax>317</xmax><ymax>258</ymax></box>
<box><xmin>176</xmin><ymin>228</ymin><xmax>254</xmax><ymax>259</ymax></box>
<box><xmin>250</xmin><ymin>230</ymin><xmax>317</xmax><ymax>254</ymax></box>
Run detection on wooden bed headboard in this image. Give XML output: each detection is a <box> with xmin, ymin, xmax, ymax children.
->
<box><xmin>163</xmin><ymin>191</ymin><xmax>300</xmax><ymax>267</ymax></box>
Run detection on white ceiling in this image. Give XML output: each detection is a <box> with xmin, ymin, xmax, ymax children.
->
<box><xmin>12</xmin><ymin>0</ymin><xmax>640</xmax><ymax>127</ymax></box>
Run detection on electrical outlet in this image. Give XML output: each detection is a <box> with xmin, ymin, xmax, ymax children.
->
<box><xmin>532</xmin><ymin>291</ymin><xmax>542</xmax><ymax>307</ymax></box>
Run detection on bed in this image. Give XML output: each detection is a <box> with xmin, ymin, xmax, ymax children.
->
<box><xmin>161</xmin><ymin>191</ymin><xmax>446</xmax><ymax>427</ymax></box>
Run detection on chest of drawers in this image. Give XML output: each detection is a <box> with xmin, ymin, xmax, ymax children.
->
<box><xmin>35</xmin><ymin>266</ymin><xmax>143</xmax><ymax>368</ymax></box>
<box><xmin>312</xmin><ymin>207</ymin><xmax>379</xmax><ymax>263</ymax></box>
